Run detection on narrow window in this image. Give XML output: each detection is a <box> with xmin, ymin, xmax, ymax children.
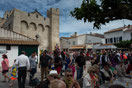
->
<box><xmin>28</xmin><ymin>13</ymin><xmax>30</xmax><ymax>16</ymax></box>
<box><xmin>114</xmin><ymin>37</ymin><xmax>116</xmax><ymax>43</ymax></box>
<box><xmin>6</xmin><ymin>14</ymin><xmax>8</xmax><ymax>19</ymax></box>
<box><xmin>73</xmin><ymin>41</ymin><xmax>75</xmax><ymax>45</ymax></box>
<box><xmin>36</xmin><ymin>15</ymin><xmax>38</xmax><ymax>18</ymax></box>
<box><xmin>106</xmin><ymin>39</ymin><xmax>107</xmax><ymax>44</ymax></box>
<box><xmin>119</xmin><ymin>36</ymin><xmax>122</xmax><ymax>41</ymax></box>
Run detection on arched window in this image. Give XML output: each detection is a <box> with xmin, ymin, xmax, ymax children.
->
<box><xmin>45</xmin><ymin>25</ymin><xmax>50</xmax><ymax>30</ymax></box>
<box><xmin>29</xmin><ymin>22</ymin><xmax>37</xmax><ymax>30</ymax></box>
<box><xmin>38</xmin><ymin>24</ymin><xmax>44</xmax><ymax>31</ymax></box>
<box><xmin>21</xmin><ymin>20</ymin><xmax>28</xmax><ymax>30</ymax></box>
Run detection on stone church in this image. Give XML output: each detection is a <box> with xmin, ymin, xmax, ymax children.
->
<box><xmin>0</xmin><ymin>8</ymin><xmax>60</xmax><ymax>51</ymax></box>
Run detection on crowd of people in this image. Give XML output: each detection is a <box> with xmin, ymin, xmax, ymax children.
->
<box><xmin>0</xmin><ymin>48</ymin><xmax>132</xmax><ymax>88</ymax></box>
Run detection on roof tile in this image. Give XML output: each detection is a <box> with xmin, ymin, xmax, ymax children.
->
<box><xmin>0</xmin><ymin>39</ymin><xmax>39</xmax><ymax>45</ymax></box>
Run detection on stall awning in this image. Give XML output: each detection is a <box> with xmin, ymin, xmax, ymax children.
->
<box><xmin>70</xmin><ymin>45</ymin><xmax>86</xmax><ymax>49</ymax></box>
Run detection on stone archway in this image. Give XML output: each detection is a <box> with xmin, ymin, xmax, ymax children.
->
<box><xmin>38</xmin><ymin>24</ymin><xmax>44</xmax><ymax>31</ymax></box>
<box><xmin>29</xmin><ymin>22</ymin><xmax>37</xmax><ymax>30</ymax></box>
<box><xmin>21</xmin><ymin>20</ymin><xmax>28</xmax><ymax>34</ymax></box>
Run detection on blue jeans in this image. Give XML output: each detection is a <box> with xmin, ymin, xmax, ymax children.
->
<box><xmin>77</xmin><ymin>66</ymin><xmax>83</xmax><ymax>80</ymax></box>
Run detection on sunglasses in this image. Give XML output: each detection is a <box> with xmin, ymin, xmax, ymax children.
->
<box><xmin>53</xmin><ymin>77</ymin><xmax>57</xmax><ymax>79</ymax></box>
<box><xmin>66</xmin><ymin>75</ymin><xmax>73</xmax><ymax>77</ymax></box>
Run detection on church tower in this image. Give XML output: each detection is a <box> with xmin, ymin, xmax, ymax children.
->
<box><xmin>47</xmin><ymin>8</ymin><xmax>60</xmax><ymax>51</ymax></box>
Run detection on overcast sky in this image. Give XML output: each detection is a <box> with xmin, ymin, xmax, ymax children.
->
<box><xmin>0</xmin><ymin>0</ymin><xmax>132</xmax><ymax>37</ymax></box>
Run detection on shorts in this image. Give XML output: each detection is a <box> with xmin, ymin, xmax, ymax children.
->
<box><xmin>2</xmin><ymin>70</ymin><xmax>8</xmax><ymax>74</ymax></box>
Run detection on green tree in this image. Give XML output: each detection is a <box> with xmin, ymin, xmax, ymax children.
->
<box><xmin>71</xmin><ymin>0</ymin><xmax>132</xmax><ymax>29</ymax></box>
<box><xmin>114</xmin><ymin>39</ymin><xmax>132</xmax><ymax>48</ymax></box>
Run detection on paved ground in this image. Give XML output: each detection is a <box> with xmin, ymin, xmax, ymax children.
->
<box><xmin>0</xmin><ymin>68</ymin><xmax>41</xmax><ymax>88</ymax></box>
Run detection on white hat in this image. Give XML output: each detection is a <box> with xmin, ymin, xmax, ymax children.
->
<box><xmin>49</xmin><ymin>70</ymin><xmax>58</xmax><ymax>74</ymax></box>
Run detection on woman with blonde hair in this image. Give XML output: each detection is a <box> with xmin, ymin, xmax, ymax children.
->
<box><xmin>83</xmin><ymin>66</ymin><xmax>98</xmax><ymax>88</ymax></box>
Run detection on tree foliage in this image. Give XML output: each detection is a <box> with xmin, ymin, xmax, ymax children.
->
<box><xmin>70</xmin><ymin>0</ymin><xmax>132</xmax><ymax>29</ymax></box>
<box><xmin>114</xmin><ymin>39</ymin><xmax>132</xmax><ymax>48</ymax></box>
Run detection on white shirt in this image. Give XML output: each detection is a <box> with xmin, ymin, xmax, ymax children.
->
<box><xmin>83</xmin><ymin>73</ymin><xmax>93</xmax><ymax>88</ymax></box>
<box><xmin>15</xmin><ymin>54</ymin><xmax>30</xmax><ymax>70</ymax></box>
<box><xmin>35</xmin><ymin>55</ymin><xmax>38</xmax><ymax>63</ymax></box>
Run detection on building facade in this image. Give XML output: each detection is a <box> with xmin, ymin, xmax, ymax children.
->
<box><xmin>0</xmin><ymin>8</ymin><xmax>60</xmax><ymax>51</ymax></box>
<box><xmin>60</xmin><ymin>32</ymin><xmax>105</xmax><ymax>51</ymax></box>
<box><xmin>104</xmin><ymin>25</ymin><xmax>132</xmax><ymax>44</ymax></box>
<box><xmin>0</xmin><ymin>28</ymin><xmax>39</xmax><ymax>66</ymax></box>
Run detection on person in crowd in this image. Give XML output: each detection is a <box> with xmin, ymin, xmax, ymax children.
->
<box><xmin>108</xmin><ymin>62</ymin><xmax>117</xmax><ymax>76</ymax></box>
<box><xmin>75</xmin><ymin>51</ymin><xmax>86</xmax><ymax>80</ymax></box>
<box><xmin>9</xmin><ymin>59</ymin><xmax>18</xmax><ymax>87</ymax></box>
<box><xmin>63</xmin><ymin>69</ymin><xmax>80</xmax><ymax>88</ymax></box>
<box><xmin>15</xmin><ymin>51</ymin><xmax>30</xmax><ymax>88</ymax></box>
<box><xmin>126</xmin><ymin>60</ymin><xmax>132</xmax><ymax>74</ymax></box>
<box><xmin>49</xmin><ymin>79</ymin><xmax>66</xmax><ymax>88</ymax></box>
<box><xmin>55</xmin><ymin>44</ymin><xmax>61</xmax><ymax>55</ymax></box>
<box><xmin>91</xmin><ymin>53</ymin><xmax>97</xmax><ymax>66</ymax></box>
<box><xmin>54</xmin><ymin>51</ymin><xmax>63</xmax><ymax>74</ymax></box>
<box><xmin>115</xmin><ymin>61</ymin><xmax>126</xmax><ymax>77</ymax></box>
<box><xmin>92</xmin><ymin>53</ymin><xmax>100</xmax><ymax>66</ymax></box>
<box><xmin>34</xmin><ymin>52</ymin><xmax>38</xmax><ymax>64</ymax></box>
<box><xmin>37</xmin><ymin>70</ymin><xmax>60</xmax><ymax>88</ymax></box>
<box><xmin>65</xmin><ymin>53</ymin><xmax>71</xmax><ymax>70</ymax></box>
<box><xmin>39</xmin><ymin>50</ymin><xmax>52</xmax><ymax>81</ymax></box>
<box><xmin>100</xmin><ymin>62</ymin><xmax>114</xmax><ymax>83</ymax></box>
<box><xmin>83</xmin><ymin>66</ymin><xmax>99</xmax><ymax>88</ymax></box>
<box><xmin>69</xmin><ymin>52</ymin><xmax>76</xmax><ymax>77</ymax></box>
<box><xmin>83</xmin><ymin>56</ymin><xmax>91</xmax><ymax>76</ymax></box>
<box><xmin>86</xmin><ymin>51</ymin><xmax>90</xmax><ymax>58</ymax></box>
<box><xmin>127</xmin><ymin>52</ymin><xmax>132</xmax><ymax>64</ymax></box>
<box><xmin>61</xmin><ymin>50</ymin><xmax>65</xmax><ymax>60</ymax></box>
<box><xmin>1</xmin><ymin>54</ymin><xmax>10</xmax><ymax>82</ymax></box>
<box><xmin>29</xmin><ymin>52</ymin><xmax>37</xmax><ymax>85</ymax></box>
<box><xmin>109</xmin><ymin>53</ymin><xmax>117</xmax><ymax>67</ymax></box>
<box><xmin>101</xmin><ymin>52</ymin><xmax>107</xmax><ymax>66</ymax></box>
<box><xmin>73</xmin><ymin>51</ymin><xmax>78</xmax><ymax>60</ymax></box>
<box><xmin>93</xmin><ymin>64</ymin><xmax>100</xmax><ymax>87</ymax></box>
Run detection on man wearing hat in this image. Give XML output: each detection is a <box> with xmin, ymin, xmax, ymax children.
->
<box><xmin>36</xmin><ymin>70</ymin><xmax>60</xmax><ymax>88</ymax></box>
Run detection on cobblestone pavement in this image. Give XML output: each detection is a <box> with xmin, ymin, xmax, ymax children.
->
<box><xmin>0</xmin><ymin>68</ymin><xmax>41</xmax><ymax>88</ymax></box>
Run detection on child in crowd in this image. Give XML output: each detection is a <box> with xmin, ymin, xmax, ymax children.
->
<box><xmin>9</xmin><ymin>59</ymin><xmax>18</xmax><ymax>87</ymax></box>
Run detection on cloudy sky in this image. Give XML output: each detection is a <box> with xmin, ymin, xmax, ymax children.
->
<box><xmin>0</xmin><ymin>0</ymin><xmax>132</xmax><ymax>37</ymax></box>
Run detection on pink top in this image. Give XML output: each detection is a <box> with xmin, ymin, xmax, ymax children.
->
<box><xmin>1</xmin><ymin>58</ymin><xmax>9</xmax><ymax>70</ymax></box>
